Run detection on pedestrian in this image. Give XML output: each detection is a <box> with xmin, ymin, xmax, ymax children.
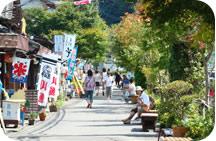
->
<box><xmin>115</xmin><ymin>72</ymin><xmax>122</xmax><ymax>88</ymax></box>
<box><xmin>94</xmin><ymin>70</ymin><xmax>102</xmax><ymax>96</ymax></box>
<box><xmin>104</xmin><ymin>72</ymin><xmax>113</xmax><ymax>101</ymax></box>
<box><xmin>124</xmin><ymin>78</ymin><xmax>136</xmax><ymax>103</ymax></box>
<box><xmin>81</xmin><ymin>70</ymin><xmax>86</xmax><ymax>83</ymax></box>
<box><xmin>121</xmin><ymin>86</ymin><xmax>153</xmax><ymax>124</ymax></box>
<box><xmin>84</xmin><ymin>70</ymin><xmax>95</xmax><ymax>108</ymax></box>
<box><xmin>102</xmin><ymin>68</ymin><xmax>107</xmax><ymax>96</ymax></box>
<box><xmin>122</xmin><ymin>75</ymin><xmax>130</xmax><ymax>98</ymax></box>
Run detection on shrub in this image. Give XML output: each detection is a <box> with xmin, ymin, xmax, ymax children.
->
<box><xmin>185</xmin><ymin>109</ymin><xmax>214</xmax><ymax>140</ymax></box>
<box><xmin>158</xmin><ymin>80</ymin><xmax>194</xmax><ymax>127</ymax></box>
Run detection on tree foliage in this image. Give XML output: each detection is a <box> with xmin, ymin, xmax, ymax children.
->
<box><xmin>112</xmin><ymin>0</ymin><xmax>214</xmax><ymax>93</ymax></box>
<box><xmin>23</xmin><ymin>2</ymin><xmax>110</xmax><ymax>62</ymax></box>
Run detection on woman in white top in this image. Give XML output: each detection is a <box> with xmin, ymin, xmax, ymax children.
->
<box><xmin>124</xmin><ymin>78</ymin><xmax>136</xmax><ymax>102</ymax></box>
<box><xmin>105</xmin><ymin>72</ymin><xmax>113</xmax><ymax>101</ymax></box>
<box><xmin>128</xmin><ymin>79</ymin><xmax>136</xmax><ymax>96</ymax></box>
<box><xmin>94</xmin><ymin>70</ymin><xmax>102</xmax><ymax>96</ymax></box>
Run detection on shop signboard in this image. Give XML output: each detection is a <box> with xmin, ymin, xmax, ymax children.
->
<box><xmin>2</xmin><ymin>101</ymin><xmax>20</xmax><ymax>121</ymax></box>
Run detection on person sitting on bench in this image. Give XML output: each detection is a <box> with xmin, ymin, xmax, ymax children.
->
<box><xmin>122</xmin><ymin>86</ymin><xmax>152</xmax><ymax>124</ymax></box>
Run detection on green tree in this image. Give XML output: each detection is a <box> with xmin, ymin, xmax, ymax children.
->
<box><xmin>23</xmin><ymin>2</ymin><xmax>110</xmax><ymax>62</ymax></box>
<box><xmin>113</xmin><ymin>0</ymin><xmax>214</xmax><ymax>93</ymax></box>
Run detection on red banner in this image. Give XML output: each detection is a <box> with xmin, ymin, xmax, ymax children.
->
<box><xmin>74</xmin><ymin>0</ymin><xmax>91</xmax><ymax>6</ymax></box>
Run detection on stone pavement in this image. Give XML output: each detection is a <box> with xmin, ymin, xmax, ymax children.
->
<box><xmin>8</xmin><ymin>88</ymin><xmax>158</xmax><ymax>141</ymax></box>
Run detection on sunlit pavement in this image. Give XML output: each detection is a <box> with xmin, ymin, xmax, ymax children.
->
<box><xmin>7</xmin><ymin>88</ymin><xmax>158</xmax><ymax>141</ymax></box>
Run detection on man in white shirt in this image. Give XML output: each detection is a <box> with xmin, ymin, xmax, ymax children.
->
<box><xmin>122</xmin><ymin>86</ymin><xmax>152</xmax><ymax>124</ymax></box>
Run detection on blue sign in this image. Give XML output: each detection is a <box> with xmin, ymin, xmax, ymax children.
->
<box><xmin>0</xmin><ymin>80</ymin><xmax>2</xmax><ymax>95</ymax></box>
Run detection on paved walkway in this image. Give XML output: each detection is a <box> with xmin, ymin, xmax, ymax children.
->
<box><xmin>8</xmin><ymin>88</ymin><xmax>158</xmax><ymax>141</ymax></box>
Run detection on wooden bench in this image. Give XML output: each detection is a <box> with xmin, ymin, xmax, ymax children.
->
<box><xmin>160</xmin><ymin>137</ymin><xmax>192</xmax><ymax>141</ymax></box>
<box><xmin>141</xmin><ymin>111</ymin><xmax>158</xmax><ymax>131</ymax></box>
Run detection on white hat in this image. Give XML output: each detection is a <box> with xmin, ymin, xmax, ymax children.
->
<box><xmin>136</xmin><ymin>86</ymin><xmax>143</xmax><ymax>91</ymax></box>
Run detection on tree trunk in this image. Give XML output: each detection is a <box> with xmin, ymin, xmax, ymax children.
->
<box><xmin>204</xmin><ymin>48</ymin><xmax>213</xmax><ymax>105</ymax></box>
<box><xmin>204</xmin><ymin>60</ymin><xmax>209</xmax><ymax>104</ymax></box>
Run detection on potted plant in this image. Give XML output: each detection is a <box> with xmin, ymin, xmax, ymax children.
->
<box><xmin>39</xmin><ymin>107</ymin><xmax>46</xmax><ymax>121</ymax></box>
<box><xmin>28</xmin><ymin>112</ymin><xmax>38</xmax><ymax>125</ymax></box>
<box><xmin>172</xmin><ymin>119</ymin><xmax>189</xmax><ymax>137</ymax></box>
<box><xmin>49</xmin><ymin>100</ymin><xmax>57</xmax><ymax>112</ymax></box>
<box><xmin>158</xmin><ymin>80</ymin><xmax>194</xmax><ymax>137</ymax></box>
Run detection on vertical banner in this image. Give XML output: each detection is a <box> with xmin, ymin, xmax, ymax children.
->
<box><xmin>37</xmin><ymin>62</ymin><xmax>56</xmax><ymax>106</ymax></box>
<box><xmin>54</xmin><ymin>35</ymin><xmax>64</xmax><ymax>52</ymax></box>
<box><xmin>48</xmin><ymin>63</ymin><xmax>60</xmax><ymax>99</ymax></box>
<box><xmin>67</xmin><ymin>46</ymin><xmax>78</xmax><ymax>80</ymax></box>
<box><xmin>0</xmin><ymin>80</ymin><xmax>2</xmax><ymax>94</ymax></box>
<box><xmin>11</xmin><ymin>57</ymin><xmax>30</xmax><ymax>83</ymax></box>
<box><xmin>63</xmin><ymin>34</ymin><xmax>76</xmax><ymax>60</ymax></box>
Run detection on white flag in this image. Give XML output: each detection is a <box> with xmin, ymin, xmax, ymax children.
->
<box><xmin>63</xmin><ymin>34</ymin><xmax>76</xmax><ymax>60</ymax></box>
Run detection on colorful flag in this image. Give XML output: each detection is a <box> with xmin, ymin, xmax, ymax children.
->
<box><xmin>54</xmin><ymin>35</ymin><xmax>64</xmax><ymax>52</ymax></box>
<box><xmin>11</xmin><ymin>57</ymin><xmax>30</xmax><ymax>83</ymax></box>
<box><xmin>74</xmin><ymin>0</ymin><xmax>91</xmax><ymax>6</ymax></box>
<box><xmin>63</xmin><ymin>34</ymin><xmax>76</xmax><ymax>60</ymax></box>
<box><xmin>37</xmin><ymin>62</ymin><xmax>56</xmax><ymax>106</ymax></box>
<box><xmin>67</xmin><ymin>46</ymin><xmax>78</xmax><ymax>80</ymax></box>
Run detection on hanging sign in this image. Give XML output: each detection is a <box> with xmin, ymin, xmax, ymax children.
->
<box><xmin>48</xmin><ymin>63</ymin><xmax>60</xmax><ymax>99</ymax></box>
<box><xmin>67</xmin><ymin>46</ymin><xmax>78</xmax><ymax>80</ymax></box>
<box><xmin>63</xmin><ymin>34</ymin><xmax>76</xmax><ymax>60</ymax></box>
<box><xmin>11</xmin><ymin>57</ymin><xmax>30</xmax><ymax>83</ymax></box>
<box><xmin>54</xmin><ymin>35</ymin><xmax>64</xmax><ymax>53</ymax></box>
<box><xmin>37</xmin><ymin>62</ymin><xmax>56</xmax><ymax>106</ymax></box>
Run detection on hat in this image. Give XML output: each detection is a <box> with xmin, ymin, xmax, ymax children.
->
<box><xmin>136</xmin><ymin>86</ymin><xmax>143</xmax><ymax>91</ymax></box>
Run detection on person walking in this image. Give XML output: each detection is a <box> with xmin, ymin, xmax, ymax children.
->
<box><xmin>94</xmin><ymin>70</ymin><xmax>102</xmax><ymax>96</ymax></box>
<box><xmin>84</xmin><ymin>70</ymin><xmax>95</xmax><ymax>108</ymax></box>
<box><xmin>115</xmin><ymin>72</ymin><xmax>122</xmax><ymax>88</ymax></box>
<box><xmin>104</xmin><ymin>72</ymin><xmax>113</xmax><ymax>101</ymax></box>
<box><xmin>122</xmin><ymin>75</ymin><xmax>130</xmax><ymax>98</ymax></box>
<box><xmin>102</xmin><ymin>68</ymin><xmax>107</xmax><ymax>96</ymax></box>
